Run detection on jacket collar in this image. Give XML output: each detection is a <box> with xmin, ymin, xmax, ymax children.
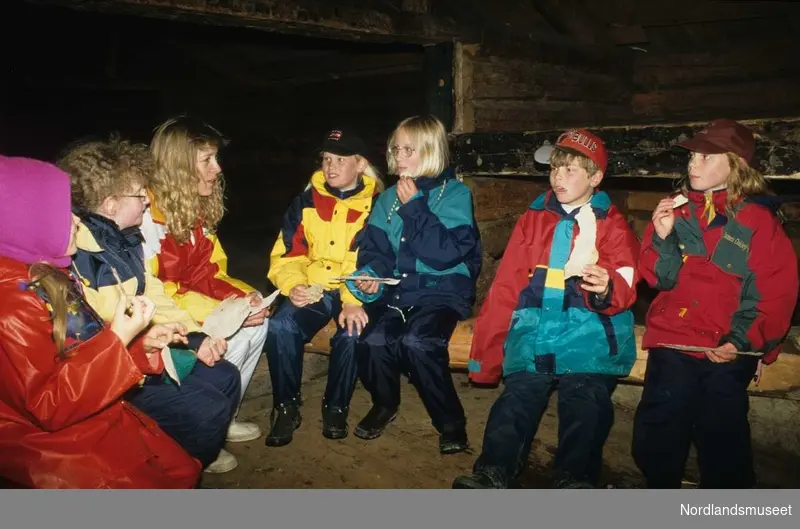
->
<box><xmin>687</xmin><ymin>187</ymin><xmax>728</xmax><ymax>214</ymax></box>
<box><xmin>75</xmin><ymin>210</ymin><xmax>143</xmax><ymax>254</ymax></box>
<box><xmin>531</xmin><ymin>190</ymin><xmax>612</xmax><ymax>220</ymax></box>
<box><xmin>413</xmin><ymin>167</ymin><xmax>454</xmax><ymax>191</ymax></box>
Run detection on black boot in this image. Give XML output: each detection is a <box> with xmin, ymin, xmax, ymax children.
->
<box><xmin>452</xmin><ymin>471</ymin><xmax>502</xmax><ymax>489</ymax></box>
<box><xmin>353</xmin><ymin>405</ymin><xmax>398</xmax><ymax>440</ymax></box>
<box><xmin>265</xmin><ymin>401</ymin><xmax>301</xmax><ymax>447</ymax></box>
<box><xmin>322</xmin><ymin>406</ymin><xmax>349</xmax><ymax>440</ymax></box>
<box><xmin>439</xmin><ymin>428</ymin><xmax>469</xmax><ymax>455</ymax></box>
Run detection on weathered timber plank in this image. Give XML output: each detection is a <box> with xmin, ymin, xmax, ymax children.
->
<box><xmin>472</xmin><ymin>100</ymin><xmax>636</xmax><ymax>133</ymax></box>
<box><xmin>26</xmin><ymin>0</ymin><xmax>463</xmax><ymax>43</ymax></box>
<box><xmin>452</xmin><ymin>118</ymin><xmax>800</xmax><ymax>179</ymax></box>
<box><xmin>634</xmin><ymin>43</ymin><xmax>800</xmax><ymax>90</ymax></box>
<box><xmin>472</xmin><ymin>57</ymin><xmax>633</xmax><ymax>103</ymax></box>
<box><xmin>632</xmin><ymin>78</ymin><xmax>800</xmax><ymax>122</ymax></box>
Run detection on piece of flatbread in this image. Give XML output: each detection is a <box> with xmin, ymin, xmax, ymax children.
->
<box><xmin>672</xmin><ymin>194</ymin><xmax>689</xmax><ymax>208</ymax></box>
<box><xmin>201</xmin><ymin>296</ymin><xmax>254</xmax><ymax>340</ymax></box>
<box><xmin>564</xmin><ymin>205</ymin><xmax>599</xmax><ymax>278</ymax></box>
<box><xmin>160</xmin><ymin>345</ymin><xmax>181</xmax><ymax>386</ymax></box>
<box><xmin>307</xmin><ymin>284</ymin><xmax>325</xmax><ymax>304</ymax></box>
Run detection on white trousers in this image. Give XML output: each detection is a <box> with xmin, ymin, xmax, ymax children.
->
<box><xmin>224</xmin><ymin>318</ymin><xmax>269</xmax><ymax>408</ymax></box>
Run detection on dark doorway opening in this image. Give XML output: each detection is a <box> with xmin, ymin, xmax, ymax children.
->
<box><xmin>3</xmin><ymin>1</ymin><xmax>433</xmax><ymax>290</ymax></box>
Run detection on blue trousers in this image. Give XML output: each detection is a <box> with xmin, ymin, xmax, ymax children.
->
<box><xmin>127</xmin><ymin>359</ymin><xmax>241</xmax><ymax>468</ymax></box>
<box><xmin>265</xmin><ymin>291</ymin><xmax>359</xmax><ymax>410</ymax></box>
<box><xmin>356</xmin><ymin>304</ymin><xmax>466</xmax><ymax>433</ymax></box>
<box><xmin>474</xmin><ymin>371</ymin><xmax>617</xmax><ymax>487</ymax></box>
<box><xmin>632</xmin><ymin>348</ymin><xmax>759</xmax><ymax>488</ymax></box>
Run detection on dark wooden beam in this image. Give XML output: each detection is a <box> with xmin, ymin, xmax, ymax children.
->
<box><xmin>24</xmin><ymin>0</ymin><xmax>463</xmax><ymax>43</ymax></box>
<box><xmin>613</xmin><ymin>1</ymin><xmax>800</xmax><ymax>28</ymax></box>
<box><xmin>530</xmin><ymin>0</ymin><xmax>613</xmax><ymax>47</ymax></box>
<box><xmin>452</xmin><ymin>118</ymin><xmax>800</xmax><ymax>180</ymax></box>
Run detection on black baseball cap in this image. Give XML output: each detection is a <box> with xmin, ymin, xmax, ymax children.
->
<box><xmin>320</xmin><ymin>128</ymin><xmax>369</xmax><ymax>157</ymax></box>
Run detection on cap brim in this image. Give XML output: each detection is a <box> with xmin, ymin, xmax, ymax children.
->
<box><xmin>533</xmin><ymin>145</ymin><xmax>555</xmax><ymax>165</ymax></box>
<box><xmin>320</xmin><ymin>146</ymin><xmax>360</xmax><ymax>157</ymax></box>
<box><xmin>673</xmin><ymin>138</ymin><xmax>728</xmax><ymax>155</ymax></box>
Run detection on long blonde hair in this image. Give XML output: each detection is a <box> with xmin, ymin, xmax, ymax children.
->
<box><xmin>680</xmin><ymin>152</ymin><xmax>772</xmax><ymax>212</ymax></box>
<box><xmin>150</xmin><ymin>116</ymin><xmax>226</xmax><ymax>244</ymax></box>
<box><xmin>28</xmin><ymin>263</ymin><xmax>73</xmax><ymax>357</ymax></box>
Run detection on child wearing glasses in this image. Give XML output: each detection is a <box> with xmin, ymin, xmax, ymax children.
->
<box><xmin>346</xmin><ymin>115</ymin><xmax>481</xmax><ymax>455</ymax></box>
<box><xmin>64</xmin><ymin>136</ymin><xmax>243</xmax><ymax>474</ymax></box>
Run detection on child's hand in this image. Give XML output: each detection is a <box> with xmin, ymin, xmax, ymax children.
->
<box><xmin>196</xmin><ymin>337</ymin><xmax>228</xmax><ymax>367</ymax></box>
<box><xmin>706</xmin><ymin>342</ymin><xmax>737</xmax><ymax>363</ymax></box>
<box><xmin>243</xmin><ymin>308</ymin><xmax>268</xmax><ymax>327</ymax></box>
<box><xmin>111</xmin><ymin>295</ymin><xmax>156</xmax><ymax>346</ymax></box>
<box><xmin>289</xmin><ymin>285</ymin><xmax>310</xmax><ymax>307</ymax></box>
<box><xmin>143</xmin><ymin>323</ymin><xmax>188</xmax><ymax>352</ymax></box>
<box><xmin>338</xmin><ymin>303</ymin><xmax>369</xmax><ymax>336</ymax></box>
<box><xmin>652</xmin><ymin>198</ymin><xmax>677</xmax><ymax>240</ymax></box>
<box><xmin>396</xmin><ymin>177</ymin><xmax>418</xmax><ymax>204</ymax></box>
<box><xmin>355</xmin><ymin>277</ymin><xmax>380</xmax><ymax>294</ymax></box>
<box><xmin>580</xmin><ymin>264</ymin><xmax>610</xmax><ymax>298</ymax></box>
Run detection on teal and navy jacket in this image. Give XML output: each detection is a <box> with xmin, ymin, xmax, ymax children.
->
<box><xmin>468</xmin><ymin>190</ymin><xmax>640</xmax><ymax>384</ymax></box>
<box><xmin>639</xmin><ymin>188</ymin><xmax>798</xmax><ymax>364</ymax></box>
<box><xmin>346</xmin><ymin>168</ymin><xmax>481</xmax><ymax>319</ymax></box>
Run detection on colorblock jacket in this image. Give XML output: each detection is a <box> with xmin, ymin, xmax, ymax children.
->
<box><xmin>639</xmin><ymin>189</ymin><xmax>798</xmax><ymax>364</ymax></box>
<box><xmin>0</xmin><ymin>257</ymin><xmax>201</xmax><ymax>488</ymax></box>
<box><xmin>468</xmin><ymin>191</ymin><xmax>640</xmax><ymax>385</ymax></box>
<box><xmin>72</xmin><ymin>212</ymin><xmax>207</xmax><ymax>352</ymax></box>
<box><xmin>269</xmin><ymin>170</ymin><xmax>379</xmax><ymax>306</ymax></box>
<box><xmin>346</xmin><ymin>168</ymin><xmax>482</xmax><ymax>319</ymax></box>
<box><xmin>139</xmin><ymin>197</ymin><xmax>257</xmax><ymax>324</ymax></box>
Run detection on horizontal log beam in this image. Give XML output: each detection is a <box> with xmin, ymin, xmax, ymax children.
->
<box><xmin>452</xmin><ymin>118</ymin><xmax>800</xmax><ymax>180</ymax></box>
<box><xmin>25</xmin><ymin>0</ymin><xmax>463</xmax><ymax>43</ymax></box>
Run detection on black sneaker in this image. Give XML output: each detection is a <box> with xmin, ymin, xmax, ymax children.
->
<box><xmin>265</xmin><ymin>402</ymin><xmax>301</xmax><ymax>447</ymax></box>
<box><xmin>552</xmin><ymin>473</ymin><xmax>594</xmax><ymax>489</ymax></box>
<box><xmin>322</xmin><ymin>406</ymin><xmax>348</xmax><ymax>440</ymax></box>
<box><xmin>353</xmin><ymin>405</ymin><xmax>398</xmax><ymax>440</ymax></box>
<box><xmin>452</xmin><ymin>471</ymin><xmax>500</xmax><ymax>489</ymax></box>
<box><xmin>439</xmin><ymin>428</ymin><xmax>469</xmax><ymax>455</ymax></box>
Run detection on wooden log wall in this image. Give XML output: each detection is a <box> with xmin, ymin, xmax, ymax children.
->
<box><xmin>632</xmin><ymin>41</ymin><xmax>800</xmax><ymax>123</ymax></box>
<box><xmin>453</xmin><ymin>42</ymin><xmax>636</xmax><ymax>133</ymax></box>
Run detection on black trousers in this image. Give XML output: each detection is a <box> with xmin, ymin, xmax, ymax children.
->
<box><xmin>632</xmin><ymin>348</ymin><xmax>759</xmax><ymax>488</ymax></box>
<box><xmin>356</xmin><ymin>304</ymin><xmax>466</xmax><ymax>433</ymax></box>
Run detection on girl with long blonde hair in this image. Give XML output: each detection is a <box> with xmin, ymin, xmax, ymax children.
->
<box><xmin>141</xmin><ymin>116</ymin><xmax>270</xmax><ymax>471</ymax></box>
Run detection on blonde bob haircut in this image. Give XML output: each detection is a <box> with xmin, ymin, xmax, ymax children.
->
<box><xmin>150</xmin><ymin>116</ymin><xmax>226</xmax><ymax>244</ymax></box>
<box><xmin>387</xmin><ymin>115</ymin><xmax>449</xmax><ymax>178</ymax></box>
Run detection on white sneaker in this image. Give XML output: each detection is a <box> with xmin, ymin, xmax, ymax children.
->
<box><xmin>203</xmin><ymin>448</ymin><xmax>238</xmax><ymax>474</ymax></box>
<box><xmin>226</xmin><ymin>420</ymin><xmax>262</xmax><ymax>443</ymax></box>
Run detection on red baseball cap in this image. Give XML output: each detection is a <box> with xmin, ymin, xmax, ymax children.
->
<box><xmin>534</xmin><ymin>128</ymin><xmax>608</xmax><ymax>173</ymax></box>
<box><xmin>674</xmin><ymin>119</ymin><xmax>756</xmax><ymax>165</ymax></box>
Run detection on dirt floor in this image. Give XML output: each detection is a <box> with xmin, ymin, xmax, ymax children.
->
<box><xmin>199</xmin><ymin>364</ymin><xmax>696</xmax><ymax>490</ymax></box>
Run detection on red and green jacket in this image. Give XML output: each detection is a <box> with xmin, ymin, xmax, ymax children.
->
<box><xmin>639</xmin><ymin>189</ymin><xmax>798</xmax><ymax>364</ymax></box>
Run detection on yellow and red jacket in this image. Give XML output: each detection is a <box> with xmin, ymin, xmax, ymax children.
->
<box><xmin>269</xmin><ymin>170</ymin><xmax>378</xmax><ymax>306</ymax></box>
<box><xmin>140</xmin><ymin>197</ymin><xmax>256</xmax><ymax>324</ymax></box>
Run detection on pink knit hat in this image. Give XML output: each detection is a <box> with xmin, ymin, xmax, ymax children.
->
<box><xmin>0</xmin><ymin>155</ymin><xmax>73</xmax><ymax>268</ymax></box>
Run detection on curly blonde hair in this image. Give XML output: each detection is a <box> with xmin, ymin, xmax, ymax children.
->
<box><xmin>59</xmin><ymin>136</ymin><xmax>153</xmax><ymax>212</ymax></box>
<box><xmin>150</xmin><ymin>116</ymin><xmax>226</xmax><ymax>243</ymax></box>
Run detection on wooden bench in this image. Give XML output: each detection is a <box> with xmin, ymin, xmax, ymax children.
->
<box><xmin>304</xmin><ymin>320</ymin><xmax>800</xmax><ymax>400</ymax></box>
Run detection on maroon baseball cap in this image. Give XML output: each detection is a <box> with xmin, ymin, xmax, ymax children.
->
<box><xmin>674</xmin><ymin>119</ymin><xmax>756</xmax><ymax>165</ymax></box>
<box><xmin>534</xmin><ymin>128</ymin><xmax>608</xmax><ymax>173</ymax></box>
